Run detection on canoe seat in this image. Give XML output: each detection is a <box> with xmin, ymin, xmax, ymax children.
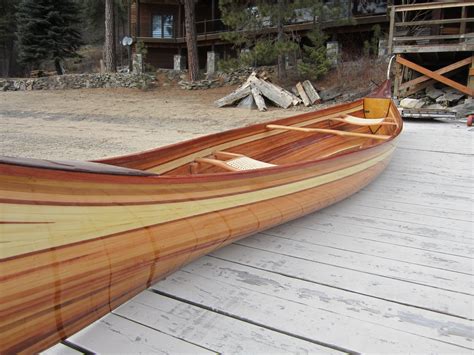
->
<box><xmin>329</xmin><ymin>115</ymin><xmax>397</xmax><ymax>126</ymax></box>
<box><xmin>226</xmin><ymin>156</ymin><xmax>276</xmax><ymax>170</ymax></box>
<box><xmin>195</xmin><ymin>152</ymin><xmax>276</xmax><ymax>172</ymax></box>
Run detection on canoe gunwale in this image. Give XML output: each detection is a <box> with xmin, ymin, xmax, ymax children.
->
<box><xmin>0</xmin><ymin>100</ymin><xmax>402</xmax><ymax>183</ymax></box>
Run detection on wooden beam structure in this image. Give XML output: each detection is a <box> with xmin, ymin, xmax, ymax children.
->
<box><xmin>396</xmin><ymin>55</ymin><xmax>474</xmax><ymax>97</ymax></box>
<box><xmin>389</xmin><ymin>2</ymin><xmax>474</xmax><ymax>54</ymax></box>
<box><xmin>399</xmin><ymin>57</ymin><xmax>473</xmax><ymax>95</ymax></box>
<box><xmin>393</xmin><ymin>1</ymin><xmax>474</xmax><ymax>12</ymax></box>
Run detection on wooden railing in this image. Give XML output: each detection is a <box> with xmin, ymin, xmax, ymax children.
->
<box><xmin>388</xmin><ymin>1</ymin><xmax>474</xmax><ymax>53</ymax></box>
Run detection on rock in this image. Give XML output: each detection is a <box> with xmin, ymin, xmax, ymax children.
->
<box><xmin>436</xmin><ymin>92</ymin><xmax>465</xmax><ymax>106</ymax></box>
<box><xmin>452</xmin><ymin>98</ymin><xmax>474</xmax><ymax>117</ymax></box>
<box><xmin>400</xmin><ymin>98</ymin><xmax>424</xmax><ymax>109</ymax></box>
<box><xmin>320</xmin><ymin>87</ymin><xmax>342</xmax><ymax>102</ymax></box>
<box><xmin>425</xmin><ymin>86</ymin><xmax>444</xmax><ymax>100</ymax></box>
<box><xmin>424</xmin><ymin>103</ymin><xmax>445</xmax><ymax>110</ymax></box>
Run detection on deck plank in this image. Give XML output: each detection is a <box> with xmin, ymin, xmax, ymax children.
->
<box><xmin>184</xmin><ymin>255</ymin><xmax>473</xmax><ymax>346</ymax></box>
<box><xmin>152</xmin><ymin>265</ymin><xmax>472</xmax><ymax>353</ymax></box>
<box><xmin>66</xmin><ymin>313</ymin><xmax>215</xmax><ymax>354</ymax></box>
<box><xmin>286</xmin><ymin>216</ymin><xmax>474</xmax><ymax>258</ymax></box>
<box><xmin>235</xmin><ymin>235</ymin><xmax>473</xmax><ymax>294</ymax></box>
<box><xmin>40</xmin><ymin>343</ymin><xmax>81</xmax><ymax>355</ymax></box>
<box><xmin>261</xmin><ymin>226</ymin><xmax>473</xmax><ymax>274</ymax></box>
<box><xmin>114</xmin><ymin>292</ymin><xmax>343</xmax><ymax>354</ymax></box>
<box><xmin>46</xmin><ymin>120</ymin><xmax>472</xmax><ymax>353</ymax></box>
<box><xmin>212</xmin><ymin>244</ymin><xmax>473</xmax><ymax>319</ymax></box>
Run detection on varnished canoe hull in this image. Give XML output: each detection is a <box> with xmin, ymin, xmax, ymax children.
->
<box><xmin>0</xmin><ymin>94</ymin><xmax>401</xmax><ymax>353</ymax></box>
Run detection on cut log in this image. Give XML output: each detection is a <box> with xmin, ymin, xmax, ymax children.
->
<box><xmin>286</xmin><ymin>87</ymin><xmax>302</xmax><ymax>106</ymax></box>
<box><xmin>248</xmin><ymin>76</ymin><xmax>293</xmax><ymax>108</ymax></box>
<box><xmin>296</xmin><ymin>82</ymin><xmax>311</xmax><ymax>107</ymax></box>
<box><xmin>237</xmin><ymin>94</ymin><xmax>257</xmax><ymax>110</ymax></box>
<box><xmin>215</xmin><ymin>83</ymin><xmax>251</xmax><ymax>107</ymax></box>
<box><xmin>302</xmin><ymin>80</ymin><xmax>321</xmax><ymax>104</ymax></box>
<box><xmin>265</xmin><ymin>80</ymin><xmax>301</xmax><ymax>106</ymax></box>
<box><xmin>251</xmin><ymin>87</ymin><xmax>267</xmax><ymax>112</ymax></box>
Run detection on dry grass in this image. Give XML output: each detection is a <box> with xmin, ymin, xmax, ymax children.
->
<box><xmin>318</xmin><ymin>56</ymin><xmax>388</xmax><ymax>93</ymax></box>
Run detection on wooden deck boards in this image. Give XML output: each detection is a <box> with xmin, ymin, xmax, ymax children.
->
<box><xmin>46</xmin><ymin>121</ymin><xmax>473</xmax><ymax>354</ymax></box>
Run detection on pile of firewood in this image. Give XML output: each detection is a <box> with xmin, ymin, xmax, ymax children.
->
<box><xmin>215</xmin><ymin>72</ymin><xmax>321</xmax><ymax>112</ymax></box>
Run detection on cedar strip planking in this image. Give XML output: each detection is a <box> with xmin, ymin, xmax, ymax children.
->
<box><xmin>1</xmin><ymin>160</ymin><xmax>390</xmax><ymax>353</ymax></box>
<box><xmin>0</xmin><ymin>91</ymin><xmax>402</xmax><ymax>353</ymax></box>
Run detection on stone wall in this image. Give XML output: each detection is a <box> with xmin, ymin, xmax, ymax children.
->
<box><xmin>0</xmin><ymin>73</ymin><xmax>156</xmax><ymax>91</ymax></box>
<box><xmin>0</xmin><ymin>66</ymin><xmax>277</xmax><ymax>91</ymax></box>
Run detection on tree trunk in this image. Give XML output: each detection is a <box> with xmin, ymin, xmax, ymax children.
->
<box><xmin>183</xmin><ymin>0</ymin><xmax>199</xmax><ymax>81</ymax></box>
<box><xmin>54</xmin><ymin>58</ymin><xmax>64</xmax><ymax>75</ymax></box>
<box><xmin>104</xmin><ymin>0</ymin><xmax>116</xmax><ymax>72</ymax></box>
<box><xmin>276</xmin><ymin>0</ymin><xmax>286</xmax><ymax>80</ymax></box>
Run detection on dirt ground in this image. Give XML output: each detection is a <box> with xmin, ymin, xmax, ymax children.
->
<box><xmin>0</xmin><ymin>86</ymin><xmax>313</xmax><ymax>161</ymax></box>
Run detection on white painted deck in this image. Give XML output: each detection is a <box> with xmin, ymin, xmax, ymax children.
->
<box><xmin>43</xmin><ymin>120</ymin><xmax>473</xmax><ymax>354</ymax></box>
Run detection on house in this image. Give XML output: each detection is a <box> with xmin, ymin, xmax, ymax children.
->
<box><xmin>129</xmin><ymin>0</ymin><xmax>391</xmax><ymax>71</ymax></box>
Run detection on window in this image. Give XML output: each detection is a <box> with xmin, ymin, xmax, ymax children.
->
<box><xmin>152</xmin><ymin>14</ymin><xmax>174</xmax><ymax>38</ymax></box>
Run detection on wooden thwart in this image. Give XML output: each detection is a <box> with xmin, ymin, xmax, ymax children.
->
<box><xmin>266</xmin><ymin>124</ymin><xmax>391</xmax><ymax>140</ymax></box>
<box><xmin>195</xmin><ymin>157</ymin><xmax>240</xmax><ymax>172</ymax></box>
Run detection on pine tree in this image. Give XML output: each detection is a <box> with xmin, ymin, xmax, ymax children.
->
<box><xmin>16</xmin><ymin>0</ymin><xmax>82</xmax><ymax>74</ymax></box>
<box><xmin>0</xmin><ymin>0</ymin><xmax>17</xmax><ymax>76</ymax></box>
<box><xmin>16</xmin><ymin>0</ymin><xmax>51</xmax><ymax>71</ymax></box>
<box><xmin>220</xmin><ymin>0</ymin><xmax>345</xmax><ymax>80</ymax></box>
<box><xmin>297</xmin><ymin>28</ymin><xmax>330</xmax><ymax>80</ymax></box>
<box><xmin>219</xmin><ymin>0</ymin><xmax>301</xmax><ymax>79</ymax></box>
<box><xmin>48</xmin><ymin>0</ymin><xmax>82</xmax><ymax>74</ymax></box>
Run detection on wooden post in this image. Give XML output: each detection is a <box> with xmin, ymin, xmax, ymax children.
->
<box><xmin>178</xmin><ymin>3</ymin><xmax>182</xmax><ymax>37</ymax></box>
<box><xmin>388</xmin><ymin>6</ymin><xmax>396</xmax><ymax>54</ymax></box>
<box><xmin>460</xmin><ymin>6</ymin><xmax>467</xmax><ymax>35</ymax></box>
<box><xmin>468</xmin><ymin>56</ymin><xmax>474</xmax><ymax>91</ymax></box>
<box><xmin>136</xmin><ymin>0</ymin><xmax>140</xmax><ymax>37</ymax></box>
<box><xmin>393</xmin><ymin>55</ymin><xmax>403</xmax><ymax>98</ymax></box>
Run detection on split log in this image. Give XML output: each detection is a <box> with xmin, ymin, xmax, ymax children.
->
<box><xmin>296</xmin><ymin>82</ymin><xmax>311</xmax><ymax>107</ymax></box>
<box><xmin>265</xmin><ymin>80</ymin><xmax>301</xmax><ymax>106</ymax></box>
<box><xmin>251</xmin><ymin>87</ymin><xmax>267</xmax><ymax>112</ymax></box>
<box><xmin>215</xmin><ymin>83</ymin><xmax>251</xmax><ymax>107</ymax></box>
<box><xmin>237</xmin><ymin>94</ymin><xmax>257</xmax><ymax>110</ymax></box>
<box><xmin>248</xmin><ymin>76</ymin><xmax>293</xmax><ymax>108</ymax></box>
<box><xmin>302</xmin><ymin>80</ymin><xmax>321</xmax><ymax>104</ymax></box>
<box><xmin>285</xmin><ymin>86</ymin><xmax>302</xmax><ymax>106</ymax></box>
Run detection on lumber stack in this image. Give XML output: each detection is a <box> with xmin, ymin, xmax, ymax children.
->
<box><xmin>215</xmin><ymin>73</ymin><xmax>320</xmax><ymax>112</ymax></box>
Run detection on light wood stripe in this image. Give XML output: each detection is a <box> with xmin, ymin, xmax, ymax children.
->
<box><xmin>1</xmin><ymin>146</ymin><xmax>394</xmax><ymax>259</ymax></box>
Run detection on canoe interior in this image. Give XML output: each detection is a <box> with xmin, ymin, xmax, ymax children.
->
<box><xmin>96</xmin><ymin>97</ymin><xmax>400</xmax><ymax>176</ymax></box>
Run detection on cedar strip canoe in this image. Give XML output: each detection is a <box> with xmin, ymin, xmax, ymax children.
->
<box><xmin>0</xmin><ymin>82</ymin><xmax>402</xmax><ymax>353</ymax></box>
